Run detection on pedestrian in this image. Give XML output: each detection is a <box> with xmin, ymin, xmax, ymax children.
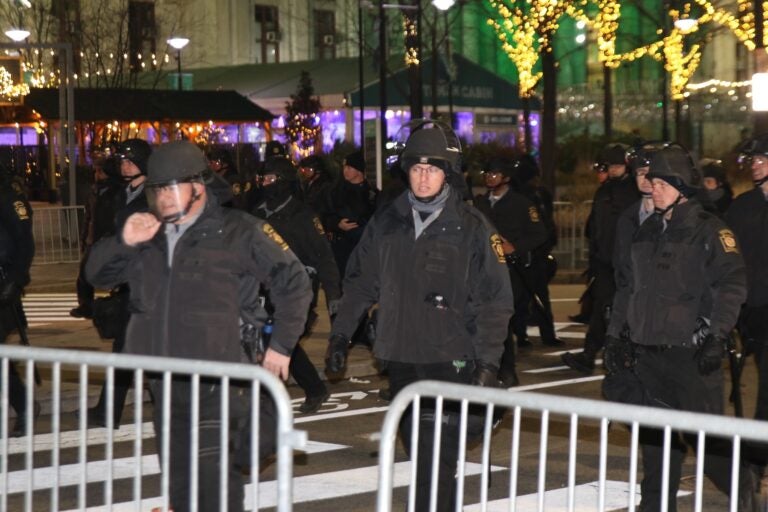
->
<box><xmin>474</xmin><ymin>156</ymin><xmax>549</xmax><ymax>386</ymax></box>
<box><xmin>86</xmin><ymin>140</ymin><xmax>312</xmax><ymax>512</ymax></box>
<box><xmin>725</xmin><ymin>135</ymin><xmax>768</xmax><ymax>472</ymax></box>
<box><xmin>603</xmin><ymin>144</ymin><xmax>757</xmax><ymax>512</ymax></box>
<box><xmin>561</xmin><ymin>143</ymin><xmax>639</xmax><ymax>374</ymax></box>
<box><xmin>253</xmin><ymin>157</ymin><xmax>341</xmax><ymax>414</ymax></box>
<box><xmin>88</xmin><ymin>138</ymin><xmax>152</xmax><ymax>428</ymax></box>
<box><xmin>0</xmin><ymin>165</ymin><xmax>37</xmax><ymax>437</ymax></box>
<box><xmin>325</xmin><ymin>121</ymin><xmax>514</xmax><ymax>512</ymax></box>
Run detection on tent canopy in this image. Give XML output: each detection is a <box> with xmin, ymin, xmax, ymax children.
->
<box><xmin>24</xmin><ymin>88</ymin><xmax>274</xmax><ymax>122</ymax></box>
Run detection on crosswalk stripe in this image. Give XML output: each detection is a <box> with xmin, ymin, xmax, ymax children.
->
<box><xmin>58</xmin><ymin>461</ymin><xmax>503</xmax><ymax>511</ymax></box>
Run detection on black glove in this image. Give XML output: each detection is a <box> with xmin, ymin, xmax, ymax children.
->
<box><xmin>695</xmin><ymin>334</ymin><xmax>726</xmax><ymax>375</ymax></box>
<box><xmin>0</xmin><ymin>280</ymin><xmax>20</xmax><ymax>306</ymax></box>
<box><xmin>325</xmin><ymin>334</ymin><xmax>350</xmax><ymax>373</ymax></box>
<box><xmin>603</xmin><ymin>336</ymin><xmax>634</xmax><ymax>375</ymax></box>
<box><xmin>472</xmin><ymin>361</ymin><xmax>500</xmax><ymax>388</ymax></box>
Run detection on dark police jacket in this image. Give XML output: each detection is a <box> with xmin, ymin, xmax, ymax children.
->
<box><xmin>331</xmin><ymin>188</ymin><xmax>514</xmax><ymax>365</ymax></box>
<box><xmin>86</xmin><ymin>199</ymin><xmax>312</xmax><ymax>362</ymax></box>
<box><xmin>474</xmin><ymin>188</ymin><xmax>549</xmax><ymax>259</ymax></box>
<box><xmin>725</xmin><ymin>187</ymin><xmax>768</xmax><ymax>308</ymax></box>
<box><xmin>588</xmin><ymin>175</ymin><xmax>639</xmax><ymax>268</ymax></box>
<box><xmin>253</xmin><ymin>196</ymin><xmax>341</xmax><ymax>302</ymax></box>
<box><xmin>608</xmin><ymin>200</ymin><xmax>746</xmax><ymax>345</ymax></box>
<box><xmin>0</xmin><ymin>180</ymin><xmax>34</xmax><ymax>287</ymax></box>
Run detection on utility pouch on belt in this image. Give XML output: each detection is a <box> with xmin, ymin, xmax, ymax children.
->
<box><xmin>92</xmin><ymin>287</ymin><xmax>130</xmax><ymax>340</ymax></box>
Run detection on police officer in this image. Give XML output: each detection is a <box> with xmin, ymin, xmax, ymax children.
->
<box><xmin>474</xmin><ymin>156</ymin><xmax>548</xmax><ymax>386</ymax></box>
<box><xmin>86</xmin><ymin>141</ymin><xmax>312</xmax><ymax>512</ymax></box>
<box><xmin>253</xmin><ymin>157</ymin><xmax>341</xmax><ymax>414</ymax></box>
<box><xmin>207</xmin><ymin>147</ymin><xmax>249</xmax><ymax>209</ymax></box>
<box><xmin>322</xmin><ymin>150</ymin><xmax>378</xmax><ymax>277</ymax></box>
<box><xmin>604</xmin><ymin>145</ymin><xmax>755</xmax><ymax>512</ymax></box>
<box><xmin>509</xmin><ymin>154</ymin><xmax>563</xmax><ymax>348</ymax></box>
<box><xmin>325</xmin><ymin>121</ymin><xmax>514</xmax><ymax>512</ymax></box>
<box><xmin>88</xmin><ymin>138</ymin><xmax>152</xmax><ymax>428</ymax></box>
<box><xmin>699</xmin><ymin>158</ymin><xmax>733</xmax><ymax>216</ymax></box>
<box><xmin>562</xmin><ymin>143</ymin><xmax>639</xmax><ymax>374</ymax></box>
<box><xmin>297</xmin><ymin>154</ymin><xmax>333</xmax><ymax>214</ymax></box>
<box><xmin>0</xmin><ymin>167</ymin><xmax>36</xmax><ymax>437</ymax></box>
<box><xmin>726</xmin><ymin>136</ymin><xmax>768</xmax><ymax>428</ymax></box>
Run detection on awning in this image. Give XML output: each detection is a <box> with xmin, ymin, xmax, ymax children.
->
<box><xmin>24</xmin><ymin>88</ymin><xmax>274</xmax><ymax>122</ymax></box>
<box><xmin>349</xmin><ymin>53</ymin><xmax>541</xmax><ymax>111</ymax></box>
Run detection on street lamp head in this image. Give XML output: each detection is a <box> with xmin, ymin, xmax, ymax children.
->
<box><xmin>167</xmin><ymin>37</ymin><xmax>190</xmax><ymax>50</ymax></box>
<box><xmin>673</xmin><ymin>18</ymin><xmax>698</xmax><ymax>34</ymax></box>
<box><xmin>5</xmin><ymin>29</ymin><xmax>30</xmax><ymax>42</ymax></box>
<box><xmin>431</xmin><ymin>0</ymin><xmax>455</xmax><ymax>10</ymax></box>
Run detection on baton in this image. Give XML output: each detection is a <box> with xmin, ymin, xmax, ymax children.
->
<box><xmin>7</xmin><ymin>299</ymin><xmax>42</xmax><ymax>386</ymax></box>
<box><xmin>727</xmin><ymin>332</ymin><xmax>746</xmax><ymax>418</ymax></box>
<box><xmin>507</xmin><ymin>254</ymin><xmax>553</xmax><ymax>326</ymax></box>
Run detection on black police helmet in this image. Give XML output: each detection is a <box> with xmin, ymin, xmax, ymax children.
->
<box><xmin>699</xmin><ymin>158</ymin><xmax>726</xmax><ymax>184</ymax></box>
<box><xmin>485</xmin><ymin>157</ymin><xmax>515</xmax><ymax>178</ymax></box>
<box><xmin>626</xmin><ymin>141</ymin><xmax>667</xmax><ymax>172</ymax></box>
<box><xmin>116</xmin><ymin>138</ymin><xmax>152</xmax><ymax>174</ymax></box>
<box><xmin>400</xmin><ymin>127</ymin><xmax>461</xmax><ymax>174</ymax></box>
<box><xmin>298</xmin><ymin>155</ymin><xmax>324</xmax><ymax>173</ymax></box>
<box><xmin>265</xmin><ymin>140</ymin><xmax>287</xmax><ymax>160</ymax></box>
<box><xmin>647</xmin><ymin>144</ymin><xmax>701</xmax><ymax>197</ymax></box>
<box><xmin>599</xmin><ymin>143</ymin><xmax>629</xmax><ymax>166</ymax></box>
<box><xmin>146</xmin><ymin>141</ymin><xmax>208</xmax><ymax>186</ymax></box>
<box><xmin>511</xmin><ymin>154</ymin><xmax>539</xmax><ymax>184</ymax></box>
<box><xmin>207</xmin><ymin>148</ymin><xmax>234</xmax><ymax>168</ymax></box>
<box><xmin>262</xmin><ymin>156</ymin><xmax>298</xmax><ymax>182</ymax></box>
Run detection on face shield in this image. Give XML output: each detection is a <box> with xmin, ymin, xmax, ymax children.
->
<box><xmin>145</xmin><ymin>177</ymin><xmax>203</xmax><ymax>223</ymax></box>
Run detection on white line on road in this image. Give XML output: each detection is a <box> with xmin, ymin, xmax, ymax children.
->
<box><xmin>511</xmin><ymin>375</ymin><xmax>604</xmax><ymax>392</ymax></box>
<box><xmin>524</xmin><ymin>359</ymin><xmax>602</xmax><ymax>374</ymax></box>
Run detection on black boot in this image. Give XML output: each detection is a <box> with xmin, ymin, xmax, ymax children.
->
<box><xmin>561</xmin><ymin>352</ymin><xmax>595</xmax><ymax>375</ymax></box>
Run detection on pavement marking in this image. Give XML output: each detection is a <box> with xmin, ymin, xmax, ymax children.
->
<box><xmin>59</xmin><ymin>461</ymin><xmax>503</xmax><ymax>511</ymax></box>
<box><xmin>511</xmin><ymin>375</ymin><xmax>604</xmax><ymax>392</ymax></box>
<box><xmin>464</xmin><ymin>480</ymin><xmax>692</xmax><ymax>511</ymax></box>
<box><xmin>22</xmin><ymin>293</ymin><xmax>84</xmax><ymax>324</ymax></box>
<box><xmin>524</xmin><ymin>359</ymin><xmax>602</xmax><ymax>374</ymax></box>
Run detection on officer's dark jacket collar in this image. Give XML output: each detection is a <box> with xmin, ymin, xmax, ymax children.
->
<box><xmin>147</xmin><ymin>196</ymin><xmax>226</xmax><ymax>251</ymax></box>
<box><xmin>664</xmin><ymin>199</ymin><xmax>704</xmax><ymax>229</ymax></box>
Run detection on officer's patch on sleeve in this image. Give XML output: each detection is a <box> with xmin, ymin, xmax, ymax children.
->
<box><xmin>232</xmin><ymin>183</ymin><xmax>241</xmax><ymax>196</ymax></box>
<box><xmin>528</xmin><ymin>206</ymin><xmax>540</xmax><ymax>222</ymax></box>
<box><xmin>313</xmin><ymin>216</ymin><xmax>325</xmax><ymax>236</ymax></box>
<box><xmin>13</xmin><ymin>201</ymin><xmax>29</xmax><ymax>220</ymax></box>
<box><xmin>263</xmin><ymin>223</ymin><xmax>289</xmax><ymax>251</ymax></box>
<box><xmin>490</xmin><ymin>233</ymin><xmax>506</xmax><ymax>263</ymax></box>
<box><xmin>718</xmin><ymin>229</ymin><xmax>739</xmax><ymax>254</ymax></box>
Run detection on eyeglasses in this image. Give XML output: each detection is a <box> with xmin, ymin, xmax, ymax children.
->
<box><xmin>409</xmin><ymin>165</ymin><xmax>442</xmax><ymax>176</ymax></box>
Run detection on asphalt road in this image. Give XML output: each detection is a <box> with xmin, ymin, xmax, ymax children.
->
<box><xmin>3</xmin><ymin>284</ymin><xmax>762</xmax><ymax>510</ymax></box>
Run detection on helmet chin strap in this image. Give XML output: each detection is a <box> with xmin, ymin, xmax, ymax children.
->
<box><xmin>754</xmin><ymin>175</ymin><xmax>768</xmax><ymax>187</ymax></box>
<box><xmin>654</xmin><ymin>192</ymin><xmax>683</xmax><ymax>216</ymax></box>
<box><xmin>160</xmin><ymin>186</ymin><xmax>202</xmax><ymax>223</ymax></box>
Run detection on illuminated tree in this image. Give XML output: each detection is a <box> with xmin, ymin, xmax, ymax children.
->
<box><xmin>285</xmin><ymin>71</ymin><xmax>322</xmax><ymax>158</ymax></box>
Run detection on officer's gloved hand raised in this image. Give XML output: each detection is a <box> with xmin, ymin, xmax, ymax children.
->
<box><xmin>695</xmin><ymin>334</ymin><xmax>726</xmax><ymax>375</ymax></box>
<box><xmin>0</xmin><ymin>279</ymin><xmax>21</xmax><ymax>306</ymax></box>
<box><xmin>603</xmin><ymin>336</ymin><xmax>634</xmax><ymax>375</ymax></box>
<box><xmin>123</xmin><ymin>213</ymin><xmax>162</xmax><ymax>246</ymax></box>
<box><xmin>325</xmin><ymin>334</ymin><xmax>350</xmax><ymax>373</ymax></box>
<box><xmin>472</xmin><ymin>361</ymin><xmax>500</xmax><ymax>388</ymax></box>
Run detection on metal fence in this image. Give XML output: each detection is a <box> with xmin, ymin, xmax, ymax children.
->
<box><xmin>31</xmin><ymin>206</ymin><xmax>84</xmax><ymax>264</ymax></box>
<box><xmin>552</xmin><ymin>200</ymin><xmax>592</xmax><ymax>270</ymax></box>
<box><xmin>377</xmin><ymin>380</ymin><xmax>768</xmax><ymax>512</ymax></box>
<box><xmin>0</xmin><ymin>344</ymin><xmax>305</xmax><ymax>512</ymax></box>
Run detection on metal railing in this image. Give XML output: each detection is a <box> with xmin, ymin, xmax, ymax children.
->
<box><xmin>0</xmin><ymin>344</ymin><xmax>305</xmax><ymax>512</ymax></box>
<box><xmin>31</xmin><ymin>206</ymin><xmax>84</xmax><ymax>264</ymax></box>
<box><xmin>552</xmin><ymin>200</ymin><xmax>592</xmax><ymax>270</ymax></box>
<box><xmin>377</xmin><ymin>380</ymin><xmax>768</xmax><ymax>512</ymax></box>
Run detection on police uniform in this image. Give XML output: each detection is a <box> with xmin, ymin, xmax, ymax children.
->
<box><xmin>326</xmin><ymin>124</ymin><xmax>513</xmax><ymax>511</ymax></box>
<box><xmin>474</xmin><ymin>186</ymin><xmax>548</xmax><ymax>379</ymax></box>
<box><xmin>86</xmin><ymin>142</ymin><xmax>312</xmax><ymax>512</ymax></box>
<box><xmin>254</xmin><ymin>193</ymin><xmax>341</xmax><ymax>411</ymax></box>
<box><xmin>606</xmin><ymin>147</ymin><xmax>753</xmax><ymax>512</ymax></box>
<box><xmin>726</xmin><ymin>187</ymin><xmax>768</xmax><ymax>421</ymax></box>
<box><xmin>0</xmin><ymin>176</ymin><xmax>34</xmax><ymax>435</ymax></box>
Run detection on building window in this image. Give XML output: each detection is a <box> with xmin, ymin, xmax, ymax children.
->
<box><xmin>128</xmin><ymin>1</ymin><xmax>156</xmax><ymax>72</ymax></box>
<box><xmin>314</xmin><ymin>9</ymin><xmax>336</xmax><ymax>60</ymax></box>
<box><xmin>255</xmin><ymin>4</ymin><xmax>279</xmax><ymax>63</ymax></box>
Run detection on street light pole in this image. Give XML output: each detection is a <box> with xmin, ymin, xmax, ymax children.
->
<box><xmin>754</xmin><ymin>0</ymin><xmax>768</xmax><ymax>134</ymax></box>
<box><xmin>358</xmin><ymin>1</ymin><xmax>366</xmax><ymax>151</ymax></box>
<box><xmin>167</xmin><ymin>37</ymin><xmax>189</xmax><ymax>91</ymax></box>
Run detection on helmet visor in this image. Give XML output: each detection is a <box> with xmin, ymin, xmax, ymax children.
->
<box><xmin>146</xmin><ymin>178</ymin><xmax>200</xmax><ymax>222</ymax></box>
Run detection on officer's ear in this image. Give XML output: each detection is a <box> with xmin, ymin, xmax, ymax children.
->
<box><xmin>192</xmin><ymin>181</ymin><xmax>206</xmax><ymax>198</ymax></box>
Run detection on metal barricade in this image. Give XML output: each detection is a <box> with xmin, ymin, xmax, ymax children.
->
<box><xmin>552</xmin><ymin>201</ymin><xmax>576</xmax><ymax>269</ymax></box>
<box><xmin>377</xmin><ymin>380</ymin><xmax>768</xmax><ymax>512</ymax></box>
<box><xmin>31</xmin><ymin>206</ymin><xmax>84</xmax><ymax>264</ymax></box>
<box><xmin>0</xmin><ymin>344</ymin><xmax>305</xmax><ymax>512</ymax></box>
